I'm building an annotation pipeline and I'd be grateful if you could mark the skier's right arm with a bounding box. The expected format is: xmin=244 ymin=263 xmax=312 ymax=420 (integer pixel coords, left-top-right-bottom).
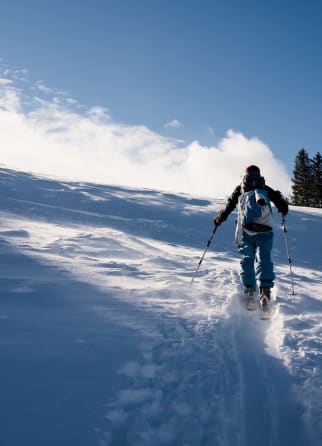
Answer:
xmin=214 ymin=185 xmax=241 ymax=225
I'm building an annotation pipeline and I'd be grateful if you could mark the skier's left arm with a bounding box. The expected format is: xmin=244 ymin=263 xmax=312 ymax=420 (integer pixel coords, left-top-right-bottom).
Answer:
xmin=266 ymin=186 xmax=289 ymax=216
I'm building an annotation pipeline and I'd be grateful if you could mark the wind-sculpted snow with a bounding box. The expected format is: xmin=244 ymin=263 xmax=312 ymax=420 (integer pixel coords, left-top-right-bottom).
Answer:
xmin=0 ymin=167 xmax=321 ymax=445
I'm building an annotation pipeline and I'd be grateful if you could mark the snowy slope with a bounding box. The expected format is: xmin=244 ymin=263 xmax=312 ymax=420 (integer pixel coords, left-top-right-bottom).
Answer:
xmin=0 ymin=167 xmax=322 ymax=446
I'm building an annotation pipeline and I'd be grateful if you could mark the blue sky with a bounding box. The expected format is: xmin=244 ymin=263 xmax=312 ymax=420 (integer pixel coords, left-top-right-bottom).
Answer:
xmin=0 ymin=0 xmax=322 ymax=196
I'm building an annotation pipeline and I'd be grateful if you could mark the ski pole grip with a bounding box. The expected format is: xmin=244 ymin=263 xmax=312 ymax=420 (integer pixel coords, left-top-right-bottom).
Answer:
xmin=281 ymin=216 xmax=287 ymax=232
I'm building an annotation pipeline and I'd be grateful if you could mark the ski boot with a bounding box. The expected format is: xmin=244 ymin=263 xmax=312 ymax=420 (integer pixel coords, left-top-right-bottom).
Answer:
xmin=259 ymin=287 xmax=271 ymax=311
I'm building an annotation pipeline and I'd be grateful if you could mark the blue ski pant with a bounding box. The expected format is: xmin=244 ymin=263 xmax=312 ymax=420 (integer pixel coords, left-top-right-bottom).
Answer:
xmin=238 ymin=231 xmax=275 ymax=290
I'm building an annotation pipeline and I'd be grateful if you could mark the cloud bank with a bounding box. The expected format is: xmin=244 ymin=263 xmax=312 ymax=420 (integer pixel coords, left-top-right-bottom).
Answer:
xmin=0 ymin=71 xmax=291 ymax=198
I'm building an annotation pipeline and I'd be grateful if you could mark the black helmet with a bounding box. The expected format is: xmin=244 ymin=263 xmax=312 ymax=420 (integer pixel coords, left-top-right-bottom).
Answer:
xmin=242 ymin=165 xmax=265 ymax=192
xmin=245 ymin=165 xmax=260 ymax=175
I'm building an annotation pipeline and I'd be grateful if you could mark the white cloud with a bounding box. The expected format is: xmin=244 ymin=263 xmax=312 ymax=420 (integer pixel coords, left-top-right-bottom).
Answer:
xmin=86 ymin=106 xmax=111 ymax=122
xmin=164 ymin=119 xmax=183 ymax=129
xmin=0 ymin=78 xmax=13 ymax=86
xmin=0 ymin=75 xmax=291 ymax=198
xmin=35 ymin=81 xmax=53 ymax=94
xmin=0 ymin=87 xmax=21 ymax=113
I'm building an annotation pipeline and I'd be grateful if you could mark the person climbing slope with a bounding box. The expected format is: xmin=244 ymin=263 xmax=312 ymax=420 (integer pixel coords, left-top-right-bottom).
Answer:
xmin=214 ymin=165 xmax=289 ymax=310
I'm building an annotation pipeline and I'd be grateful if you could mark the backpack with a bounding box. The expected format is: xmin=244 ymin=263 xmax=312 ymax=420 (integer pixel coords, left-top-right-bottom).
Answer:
xmin=235 ymin=189 xmax=273 ymax=245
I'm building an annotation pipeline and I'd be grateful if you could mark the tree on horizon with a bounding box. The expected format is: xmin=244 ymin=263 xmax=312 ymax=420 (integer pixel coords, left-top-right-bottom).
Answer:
xmin=292 ymin=148 xmax=313 ymax=206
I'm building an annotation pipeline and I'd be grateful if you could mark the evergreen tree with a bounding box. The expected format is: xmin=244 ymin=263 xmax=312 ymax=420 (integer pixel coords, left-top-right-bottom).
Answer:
xmin=311 ymin=152 xmax=322 ymax=207
xmin=292 ymin=148 xmax=312 ymax=206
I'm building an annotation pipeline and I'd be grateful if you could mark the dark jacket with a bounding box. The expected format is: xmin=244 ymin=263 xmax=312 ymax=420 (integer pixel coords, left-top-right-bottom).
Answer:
xmin=219 ymin=184 xmax=289 ymax=223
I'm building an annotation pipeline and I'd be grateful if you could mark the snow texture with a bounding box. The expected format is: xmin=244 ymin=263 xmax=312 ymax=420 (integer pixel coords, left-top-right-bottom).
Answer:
xmin=0 ymin=167 xmax=321 ymax=445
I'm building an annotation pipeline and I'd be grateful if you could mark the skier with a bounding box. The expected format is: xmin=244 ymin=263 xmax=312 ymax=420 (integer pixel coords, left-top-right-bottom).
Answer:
xmin=214 ymin=165 xmax=289 ymax=309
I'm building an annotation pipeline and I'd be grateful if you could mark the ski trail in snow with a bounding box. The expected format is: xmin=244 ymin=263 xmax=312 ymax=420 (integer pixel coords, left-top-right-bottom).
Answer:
xmin=99 ymin=265 xmax=308 ymax=446
xmin=229 ymin=300 xmax=279 ymax=446
xmin=227 ymin=290 xmax=308 ymax=446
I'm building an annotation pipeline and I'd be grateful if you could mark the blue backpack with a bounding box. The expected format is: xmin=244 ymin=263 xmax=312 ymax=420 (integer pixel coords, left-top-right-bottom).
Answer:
xmin=239 ymin=189 xmax=272 ymax=225
xmin=235 ymin=189 xmax=273 ymax=244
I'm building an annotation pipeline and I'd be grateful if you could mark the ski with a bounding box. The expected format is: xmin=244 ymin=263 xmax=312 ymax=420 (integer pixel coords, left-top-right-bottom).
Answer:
xmin=259 ymin=307 xmax=271 ymax=320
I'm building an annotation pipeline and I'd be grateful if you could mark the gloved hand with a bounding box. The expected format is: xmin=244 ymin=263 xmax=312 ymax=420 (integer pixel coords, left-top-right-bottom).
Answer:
xmin=279 ymin=204 xmax=288 ymax=217
xmin=214 ymin=212 xmax=224 ymax=226
xmin=276 ymin=191 xmax=288 ymax=216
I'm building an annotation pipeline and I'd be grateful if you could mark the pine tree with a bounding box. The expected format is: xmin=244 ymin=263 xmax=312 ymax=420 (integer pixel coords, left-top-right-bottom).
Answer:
xmin=311 ymin=152 xmax=322 ymax=207
xmin=292 ymin=148 xmax=313 ymax=206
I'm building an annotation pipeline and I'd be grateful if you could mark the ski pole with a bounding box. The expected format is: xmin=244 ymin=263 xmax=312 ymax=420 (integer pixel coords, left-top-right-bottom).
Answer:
xmin=189 ymin=224 xmax=218 ymax=287
xmin=281 ymin=216 xmax=296 ymax=295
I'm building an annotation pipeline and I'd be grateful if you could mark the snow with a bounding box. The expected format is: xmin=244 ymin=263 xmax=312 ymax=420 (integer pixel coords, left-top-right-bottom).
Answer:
xmin=0 ymin=166 xmax=322 ymax=446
